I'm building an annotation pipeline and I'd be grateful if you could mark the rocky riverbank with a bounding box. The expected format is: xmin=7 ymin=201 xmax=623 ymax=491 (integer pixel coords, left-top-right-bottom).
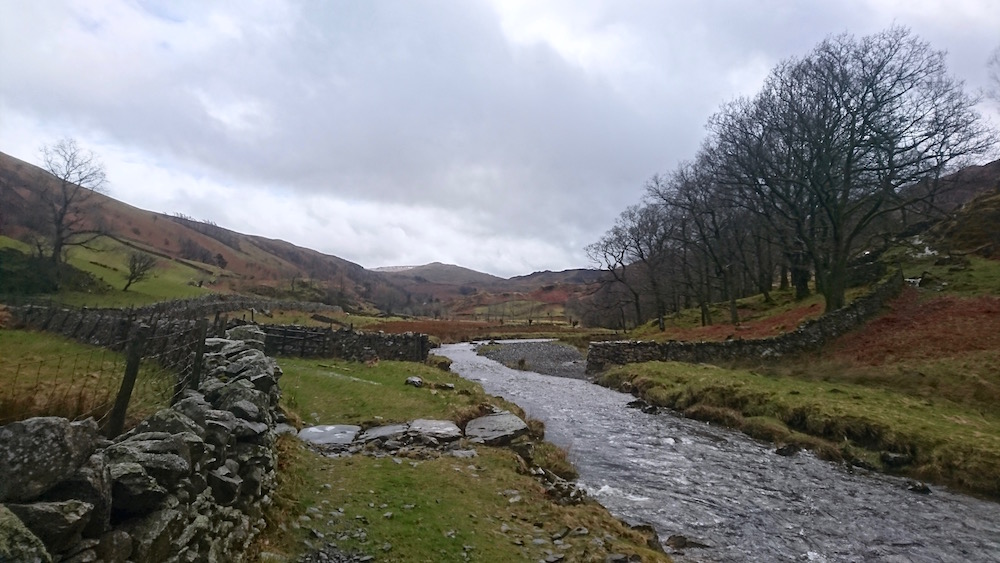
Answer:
xmin=476 ymin=340 xmax=588 ymax=380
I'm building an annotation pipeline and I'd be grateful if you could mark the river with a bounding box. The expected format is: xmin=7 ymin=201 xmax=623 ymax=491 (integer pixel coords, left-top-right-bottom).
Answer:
xmin=439 ymin=342 xmax=1000 ymax=563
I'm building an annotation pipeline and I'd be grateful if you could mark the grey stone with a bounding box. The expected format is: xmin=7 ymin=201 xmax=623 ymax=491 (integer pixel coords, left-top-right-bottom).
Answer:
xmin=95 ymin=529 xmax=131 ymax=563
xmin=216 ymin=381 xmax=271 ymax=424
xmin=207 ymin=467 xmax=243 ymax=505
xmin=105 ymin=435 xmax=191 ymax=490
xmin=274 ymin=423 xmax=299 ymax=436
xmin=298 ymin=425 xmax=362 ymax=446
xmin=39 ymin=453 xmax=111 ymax=538
xmin=225 ymin=325 xmax=266 ymax=344
xmin=464 ymin=411 xmax=529 ymax=446
xmin=409 ymin=419 xmax=462 ymax=442
xmin=131 ymin=409 xmax=205 ymax=439
xmin=172 ymin=394 xmax=213 ymax=428
xmin=6 ymin=500 xmax=93 ymax=554
xmin=123 ymin=508 xmax=184 ymax=563
xmin=108 ymin=462 xmax=168 ymax=516
xmin=357 ymin=424 xmax=410 ymax=444
xmin=404 ymin=376 xmax=423 ymax=387
xmin=0 ymin=504 xmax=52 ymax=563
xmin=0 ymin=417 xmax=99 ymax=502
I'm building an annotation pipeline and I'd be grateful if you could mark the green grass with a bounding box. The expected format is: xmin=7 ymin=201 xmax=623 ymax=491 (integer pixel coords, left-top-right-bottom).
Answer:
xmin=60 ymin=238 xmax=215 ymax=306
xmin=252 ymin=357 xmax=670 ymax=562
xmin=599 ymin=361 xmax=1000 ymax=499
xmin=279 ymin=358 xmax=499 ymax=427
xmin=887 ymin=245 xmax=1000 ymax=296
xmin=0 ymin=328 xmax=174 ymax=428
xmin=1 ymin=234 xmax=218 ymax=307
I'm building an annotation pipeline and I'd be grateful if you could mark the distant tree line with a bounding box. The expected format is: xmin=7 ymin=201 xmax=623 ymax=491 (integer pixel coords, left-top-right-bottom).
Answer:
xmin=583 ymin=27 xmax=995 ymax=330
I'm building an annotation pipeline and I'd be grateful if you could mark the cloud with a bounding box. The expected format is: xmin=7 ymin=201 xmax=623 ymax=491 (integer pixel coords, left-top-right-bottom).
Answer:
xmin=2 ymin=1 xmax=998 ymax=277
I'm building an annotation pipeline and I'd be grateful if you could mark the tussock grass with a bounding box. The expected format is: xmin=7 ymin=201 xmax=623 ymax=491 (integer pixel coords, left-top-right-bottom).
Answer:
xmin=601 ymin=361 xmax=1000 ymax=499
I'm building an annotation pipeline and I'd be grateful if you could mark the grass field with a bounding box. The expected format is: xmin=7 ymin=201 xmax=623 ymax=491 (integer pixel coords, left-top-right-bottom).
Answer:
xmin=252 ymin=357 xmax=669 ymax=562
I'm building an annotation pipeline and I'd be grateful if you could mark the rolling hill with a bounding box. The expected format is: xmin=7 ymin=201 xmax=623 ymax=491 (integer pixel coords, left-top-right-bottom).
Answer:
xmin=0 ymin=150 xmax=603 ymax=317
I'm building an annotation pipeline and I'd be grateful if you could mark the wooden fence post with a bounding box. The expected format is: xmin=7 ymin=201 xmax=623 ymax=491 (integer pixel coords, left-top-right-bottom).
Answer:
xmin=105 ymin=323 xmax=149 ymax=438
xmin=188 ymin=318 xmax=209 ymax=393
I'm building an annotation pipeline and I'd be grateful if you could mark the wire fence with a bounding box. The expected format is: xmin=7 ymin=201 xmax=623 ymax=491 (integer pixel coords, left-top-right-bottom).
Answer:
xmin=0 ymin=318 xmax=208 ymax=436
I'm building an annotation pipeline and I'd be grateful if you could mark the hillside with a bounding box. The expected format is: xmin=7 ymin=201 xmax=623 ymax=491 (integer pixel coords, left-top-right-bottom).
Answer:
xmin=0 ymin=150 xmax=602 ymax=316
xmin=0 ymin=150 xmax=380 ymax=308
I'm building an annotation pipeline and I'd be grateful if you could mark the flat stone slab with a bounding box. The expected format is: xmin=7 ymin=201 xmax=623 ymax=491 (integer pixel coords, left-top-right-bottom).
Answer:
xmin=356 ymin=424 xmax=410 ymax=444
xmin=464 ymin=411 xmax=529 ymax=446
xmin=298 ymin=425 xmax=362 ymax=446
xmin=408 ymin=419 xmax=462 ymax=442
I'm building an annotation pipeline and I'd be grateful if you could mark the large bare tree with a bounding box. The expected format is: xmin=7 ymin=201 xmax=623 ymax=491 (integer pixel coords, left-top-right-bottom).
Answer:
xmin=38 ymin=138 xmax=107 ymax=273
xmin=711 ymin=27 xmax=993 ymax=312
xmin=122 ymin=251 xmax=158 ymax=291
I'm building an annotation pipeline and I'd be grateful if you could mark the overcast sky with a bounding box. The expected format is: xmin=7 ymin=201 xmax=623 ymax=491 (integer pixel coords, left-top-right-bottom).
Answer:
xmin=2 ymin=1 xmax=998 ymax=277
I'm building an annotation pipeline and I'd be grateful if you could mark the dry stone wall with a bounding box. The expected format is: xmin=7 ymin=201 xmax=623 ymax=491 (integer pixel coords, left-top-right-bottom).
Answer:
xmin=0 ymin=326 xmax=290 ymax=563
xmin=260 ymin=325 xmax=431 ymax=363
xmin=586 ymin=270 xmax=905 ymax=373
xmin=8 ymin=301 xmax=430 ymax=366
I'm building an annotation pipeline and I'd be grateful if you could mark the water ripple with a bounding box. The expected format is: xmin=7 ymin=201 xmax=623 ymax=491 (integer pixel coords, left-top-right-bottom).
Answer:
xmin=440 ymin=342 xmax=1000 ymax=563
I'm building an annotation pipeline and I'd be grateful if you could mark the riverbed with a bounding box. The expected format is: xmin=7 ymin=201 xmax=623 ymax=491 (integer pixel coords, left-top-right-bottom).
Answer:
xmin=439 ymin=341 xmax=1000 ymax=562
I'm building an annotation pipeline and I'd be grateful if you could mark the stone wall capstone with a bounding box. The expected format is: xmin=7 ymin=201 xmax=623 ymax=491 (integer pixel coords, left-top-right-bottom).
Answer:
xmin=586 ymin=270 xmax=905 ymax=373
xmin=0 ymin=326 xmax=291 ymax=563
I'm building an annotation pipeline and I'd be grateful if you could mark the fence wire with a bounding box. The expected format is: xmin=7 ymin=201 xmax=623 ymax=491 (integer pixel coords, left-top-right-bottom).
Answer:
xmin=0 ymin=321 xmax=203 ymax=430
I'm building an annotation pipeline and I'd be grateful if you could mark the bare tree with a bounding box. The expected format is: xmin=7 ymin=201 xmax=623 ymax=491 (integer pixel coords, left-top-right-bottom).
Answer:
xmin=711 ymin=27 xmax=993 ymax=312
xmin=38 ymin=139 xmax=107 ymax=272
xmin=989 ymin=45 xmax=1000 ymax=104
xmin=123 ymin=251 xmax=158 ymax=291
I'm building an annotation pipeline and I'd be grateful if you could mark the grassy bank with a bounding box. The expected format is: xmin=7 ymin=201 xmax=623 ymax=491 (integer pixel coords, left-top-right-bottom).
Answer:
xmin=598 ymin=361 xmax=1000 ymax=499
xmin=253 ymin=357 xmax=669 ymax=562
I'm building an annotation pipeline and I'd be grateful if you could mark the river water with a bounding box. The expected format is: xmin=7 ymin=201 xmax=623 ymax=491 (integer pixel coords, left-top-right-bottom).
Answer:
xmin=439 ymin=342 xmax=1000 ymax=563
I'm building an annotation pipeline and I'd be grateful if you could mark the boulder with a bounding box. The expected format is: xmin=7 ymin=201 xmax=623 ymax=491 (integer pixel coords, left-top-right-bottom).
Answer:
xmin=39 ymin=454 xmax=112 ymax=538
xmin=408 ymin=419 xmax=462 ymax=442
xmin=0 ymin=417 xmax=99 ymax=502
xmin=404 ymin=376 xmax=424 ymax=388
xmin=5 ymin=500 xmax=93 ymax=555
xmin=464 ymin=412 xmax=529 ymax=446
xmin=0 ymin=504 xmax=52 ymax=563
xmin=298 ymin=425 xmax=362 ymax=446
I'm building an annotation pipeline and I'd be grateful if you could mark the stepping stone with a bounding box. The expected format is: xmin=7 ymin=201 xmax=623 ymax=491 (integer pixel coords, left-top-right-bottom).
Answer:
xmin=357 ymin=423 xmax=410 ymax=443
xmin=465 ymin=411 xmax=529 ymax=445
xmin=409 ymin=419 xmax=462 ymax=442
xmin=298 ymin=425 xmax=361 ymax=446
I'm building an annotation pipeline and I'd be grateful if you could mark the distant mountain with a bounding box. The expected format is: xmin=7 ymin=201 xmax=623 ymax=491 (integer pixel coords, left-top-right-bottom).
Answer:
xmin=378 ymin=262 xmax=506 ymax=286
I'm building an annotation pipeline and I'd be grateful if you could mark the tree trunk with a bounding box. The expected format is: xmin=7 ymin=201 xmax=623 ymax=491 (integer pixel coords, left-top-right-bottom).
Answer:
xmin=821 ymin=257 xmax=848 ymax=312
